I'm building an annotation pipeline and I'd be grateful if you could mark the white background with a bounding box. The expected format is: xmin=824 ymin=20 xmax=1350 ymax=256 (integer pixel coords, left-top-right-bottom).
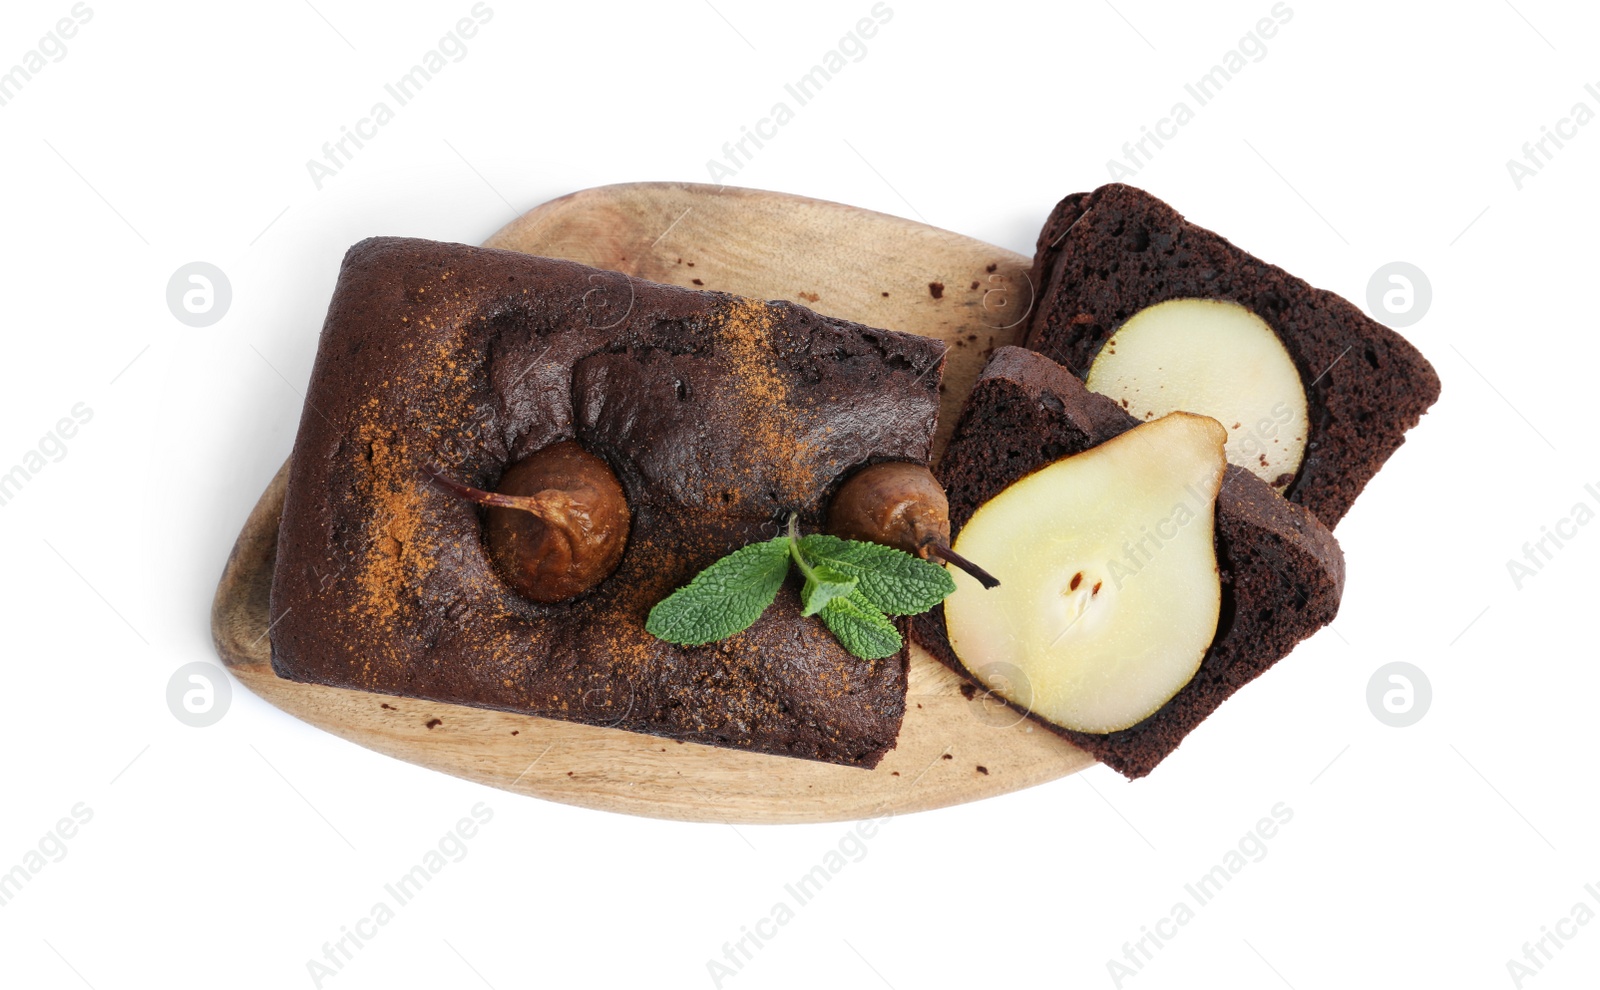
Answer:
xmin=1 ymin=0 xmax=1595 ymax=987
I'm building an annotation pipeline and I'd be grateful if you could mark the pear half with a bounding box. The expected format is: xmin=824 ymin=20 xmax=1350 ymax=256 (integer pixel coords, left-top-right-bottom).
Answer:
xmin=1085 ymin=298 xmax=1308 ymax=491
xmin=944 ymin=413 xmax=1227 ymax=734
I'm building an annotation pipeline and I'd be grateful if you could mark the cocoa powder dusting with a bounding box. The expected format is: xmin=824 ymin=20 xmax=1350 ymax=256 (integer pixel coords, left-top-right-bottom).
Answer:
xmin=352 ymin=409 xmax=433 ymax=626
xmin=714 ymin=298 xmax=819 ymax=505
xmin=348 ymin=317 xmax=481 ymax=636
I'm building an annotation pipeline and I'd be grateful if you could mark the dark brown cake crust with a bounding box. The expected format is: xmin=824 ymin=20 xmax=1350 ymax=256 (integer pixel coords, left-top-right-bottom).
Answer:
xmin=1024 ymin=183 xmax=1440 ymax=526
xmin=269 ymin=237 xmax=949 ymax=769
xmin=912 ymin=347 xmax=1345 ymax=777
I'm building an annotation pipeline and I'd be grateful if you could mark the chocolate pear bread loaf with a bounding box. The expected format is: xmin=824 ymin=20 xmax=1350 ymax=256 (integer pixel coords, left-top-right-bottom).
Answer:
xmin=269 ymin=237 xmax=948 ymax=769
xmin=911 ymin=347 xmax=1344 ymax=777
xmin=1025 ymin=183 xmax=1440 ymax=526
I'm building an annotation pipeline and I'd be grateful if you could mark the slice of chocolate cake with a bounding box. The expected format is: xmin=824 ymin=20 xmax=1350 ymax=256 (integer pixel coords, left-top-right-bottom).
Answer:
xmin=269 ymin=237 xmax=948 ymax=769
xmin=911 ymin=347 xmax=1344 ymax=777
xmin=1025 ymin=183 xmax=1440 ymax=526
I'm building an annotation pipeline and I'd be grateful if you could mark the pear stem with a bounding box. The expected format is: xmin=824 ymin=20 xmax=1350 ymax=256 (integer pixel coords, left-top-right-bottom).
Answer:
xmin=421 ymin=466 xmax=571 ymax=518
xmin=927 ymin=541 xmax=1001 ymax=589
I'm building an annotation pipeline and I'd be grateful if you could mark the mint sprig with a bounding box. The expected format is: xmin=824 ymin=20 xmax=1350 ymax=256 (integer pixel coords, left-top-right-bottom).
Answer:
xmin=645 ymin=515 xmax=956 ymax=659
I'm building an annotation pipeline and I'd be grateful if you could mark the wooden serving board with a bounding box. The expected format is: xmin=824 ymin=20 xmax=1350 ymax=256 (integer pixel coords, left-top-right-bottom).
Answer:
xmin=212 ymin=182 xmax=1095 ymax=824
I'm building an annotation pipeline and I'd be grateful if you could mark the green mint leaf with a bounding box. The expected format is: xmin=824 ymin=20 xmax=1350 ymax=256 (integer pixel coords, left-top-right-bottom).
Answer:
xmin=796 ymin=534 xmax=957 ymax=615
xmin=799 ymin=564 xmax=857 ymax=617
xmin=646 ymin=536 xmax=791 ymax=646
xmin=819 ymin=591 xmax=903 ymax=660
xmin=787 ymin=519 xmax=858 ymax=617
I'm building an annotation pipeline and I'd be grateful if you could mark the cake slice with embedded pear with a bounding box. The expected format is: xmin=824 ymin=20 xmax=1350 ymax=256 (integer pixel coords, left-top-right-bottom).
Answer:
xmin=1025 ymin=183 xmax=1440 ymax=526
xmin=913 ymin=347 xmax=1345 ymax=778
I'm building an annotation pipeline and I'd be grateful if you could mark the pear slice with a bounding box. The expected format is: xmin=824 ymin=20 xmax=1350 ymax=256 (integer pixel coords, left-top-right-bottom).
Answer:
xmin=1084 ymin=298 xmax=1308 ymax=491
xmin=944 ymin=413 xmax=1227 ymax=734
